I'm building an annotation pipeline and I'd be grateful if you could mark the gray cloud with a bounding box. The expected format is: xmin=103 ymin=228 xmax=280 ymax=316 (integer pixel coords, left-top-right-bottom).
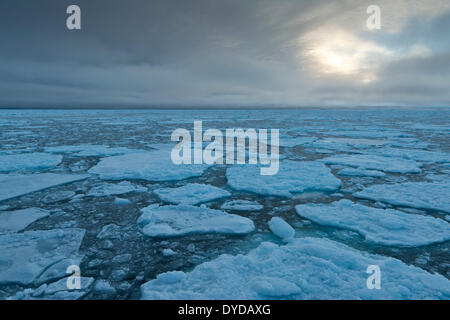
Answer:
xmin=0 ymin=0 xmax=449 ymax=107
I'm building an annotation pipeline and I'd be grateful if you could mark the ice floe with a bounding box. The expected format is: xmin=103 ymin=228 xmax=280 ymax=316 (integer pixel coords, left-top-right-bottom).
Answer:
xmin=87 ymin=181 xmax=147 ymax=197
xmin=337 ymin=168 xmax=386 ymax=177
xmin=0 ymin=153 xmax=62 ymax=172
xmin=268 ymin=217 xmax=294 ymax=242
xmin=0 ymin=173 xmax=89 ymax=202
xmin=153 ymin=183 xmax=230 ymax=205
xmin=141 ymin=237 xmax=450 ymax=299
xmin=354 ymin=181 xmax=450 ymax=213
xmin=226 ymin=161 xmax=341 ymax=197
xmin=137 ymin=204 xmax=255 ymax=237
xmin=295 ymin=200 xmax=450 ymax=246
xmin=45 ymin=144 xmax=140 ymax=157
xmin=0 ymin=228 xmax=85 ymax=285
xmin=0 ymin=208 xmax=49 ymax=233
xmin=220 ymin=200 xmax=263 ymax=211
xmin=89 ymin=150 xmax=211 ymax=181
xmin=321 ymin=154 xmax=422 ymax=173
xmin=368 ymin=147 xmax=450 ymax=163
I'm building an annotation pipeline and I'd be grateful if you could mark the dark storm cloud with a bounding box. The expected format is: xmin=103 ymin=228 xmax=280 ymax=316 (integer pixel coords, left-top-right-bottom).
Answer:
xmin=0 ymin=0 xmax=449 ymax=107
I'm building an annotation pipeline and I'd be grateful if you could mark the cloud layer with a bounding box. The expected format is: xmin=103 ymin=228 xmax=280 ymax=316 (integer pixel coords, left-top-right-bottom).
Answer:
xmin=1 ymin=0 xmax=449 ymax=107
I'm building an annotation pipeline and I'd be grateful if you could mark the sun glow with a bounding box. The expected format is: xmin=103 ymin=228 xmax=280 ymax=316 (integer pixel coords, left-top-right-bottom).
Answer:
xmin=298 ymin=28 xmax=393 ymax=82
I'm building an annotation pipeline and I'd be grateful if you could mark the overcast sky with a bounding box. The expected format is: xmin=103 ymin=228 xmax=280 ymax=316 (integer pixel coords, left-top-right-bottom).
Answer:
xmin=1 ymin=0 xmax=450 ymax=108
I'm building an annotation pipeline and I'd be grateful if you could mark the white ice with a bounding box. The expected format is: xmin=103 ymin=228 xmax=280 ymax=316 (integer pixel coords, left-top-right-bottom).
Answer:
xmin=268 ymin=217 xmax=295 ymax=242
xmin=0 ymin=153 xmax=62 ymax=172
xmin=321 ymin=154 xmax=422 ymax=173
xmin=0 ymin=173 xmax=89 ymax=202
xmin=137 ymin=204 xmax=255 ymax=237
xmin=226 ymin=161 xmax=341 ymax=197
xmin=337 ymin=168 xmax=386 ymax=177
xmin=295 ymin=200 xmax=450 ymax=246
xmin=0 ymin=208 xmax=49 ymax=233
xmin=354 ymin=181 xmax=450 ymax=213
xmin=153 ymin=183 xmax=230 ymax=205
xmin=141 ymin=237 xmax=450 ymax=299
xmin=220 ymin=200 xmax=263 ymax=211
xmin=89 ymin=150 xmax=211 ymax=181
xmin=87 ymin=181 xmax=147 ymax=197
xmin=0 ymin=228 xmax=85 ymax=285
xmin=45 ymin=144 xmax=141 ymax=157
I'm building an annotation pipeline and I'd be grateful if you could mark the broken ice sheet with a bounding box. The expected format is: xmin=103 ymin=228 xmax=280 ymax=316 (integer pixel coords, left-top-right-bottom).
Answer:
xmin=0 ymin=208 xmax=49 ymax=234
xmin=141 ymin=237 xmax=450 ymax=299
xmin=137 ymin=204 xmax=255 ymax=237
xmin=0 ymin=228 xmax=85 ymax=285
xmin=295 ymin=200 xmax=450 ymax=247
xmin=0 ymin=173 xmax=89 ymax=202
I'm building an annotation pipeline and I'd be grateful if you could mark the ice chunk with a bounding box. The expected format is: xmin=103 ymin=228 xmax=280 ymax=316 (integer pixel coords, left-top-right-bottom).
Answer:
xmin=354 ymin=181 xmax=450 ymax=213
xmin=45 ymin=144 xmax=140 ymax=157
xmin=89 ymin=150 xmax=211 ymax=181
xmin=0 ymin=228 xmax=85 ymax=285
xmin=137 ymin=204 xmax=255 ymax=237
xmin=268 ymin=217 xmax=294 ymax=242
xmin=221 ymin=200 xmax=263 ymax=211
xmin=0 ymin=173 xmax=89 ymax=202
xmin=162 ymin=249 xmax=176 ymax=257
xmin=87 ymin=181 xmax=147 ymax=197
xmin=321 ymin=154 xmax=421 ymax=173
xmin=295 ymin=200 xmax=450 ymax=246
xmin=141 ymin=237 xmax=450 ymax=299
xmin=226 ymin=161 xmax=341 ymax=197
xmin=154 ymin=183 xmax=230 ymax=205
xmin=368 ymin=147 xmax=450 ymax=163
xmin=0 ymin=208 xmax=49 ymax=233
xmin=337 ymin=168 xmax=386 ymax=177
xmin=0 ymin=153 xmax=62 ymax=172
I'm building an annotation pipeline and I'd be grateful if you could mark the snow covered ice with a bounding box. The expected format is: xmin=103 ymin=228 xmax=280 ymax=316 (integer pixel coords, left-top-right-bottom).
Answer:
xmin=227 ymin=161 xmax=341 ymax=197
xmin=0 ymin=173 xmax=89 ymax=202
xmin=153 ymin=183 xmax=231 ymax=205
xmin=0 ymin=153 xmax=62 ymax=172
xmin=354 ymin=181 xmax=450 ymax=213
xmin=0 ymin=208 xmax=49 ymax=233
xmin=321 ymin=154 xmax=422 ymax=174
xmin=295 ymin=200 xmax=450 ymax=247
xmin=140 ymin=237 xmax=450 ymax=299
xmin=89 ymin=150 xmax=211 ymax=181
xmin=0 ymin=228 xmax=85 ymax=285
xmin=137 ymin=204 xmax=255 ymax=237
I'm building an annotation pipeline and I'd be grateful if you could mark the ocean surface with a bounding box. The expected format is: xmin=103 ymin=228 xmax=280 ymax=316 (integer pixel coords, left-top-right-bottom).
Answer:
xmin=0 ymin=108 xmax=449 ymax=299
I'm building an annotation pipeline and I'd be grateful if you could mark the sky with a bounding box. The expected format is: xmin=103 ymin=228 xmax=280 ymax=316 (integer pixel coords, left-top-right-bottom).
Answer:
xmin=1 ymin=0 xmax=450 ymax=108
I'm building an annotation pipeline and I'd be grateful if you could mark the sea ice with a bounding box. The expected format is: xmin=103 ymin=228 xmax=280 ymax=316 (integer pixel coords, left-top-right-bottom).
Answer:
xmin=0 ymin=208 xmax=49 ymax=233
xmin=337 ymin=168 xmax=386 ymax=177
xmin=89 ymin=150 xmax=211 ymax=181
xmin=0 ymin=173 xmax=89 ymax=202
xmin=0 ymin=228 xmax=85 ymax=285
xmin=137 ymin=204 xmax=255 ymax=237
xmin=226 ymin=161 xmax=341 ymax=197
xmin=220 ymin=200 xmax=263 ymax=211
xmin=354 ymin=181 xmax=450 ymax=213
xmin=141 ymin=237 xmax=450 ymax=299
xmin=0 ymin=153 xmax=62 ymax=172
xmin=87 ymin=181 xmax=147 ymax=197
xmin=154 ymin=183 xmax=231 ymax=205
xmin=295 ymin=200 xmax=450 ymax=246
xmin=321 ymin=154 xmax=422 ymax=173
xmin=45 ymin=144 xmax=140 ymax=157
xmin=268 ymin=217 xmax=295 ymax=242
xmin=365 ymin=147 xmax=450 ymax=163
